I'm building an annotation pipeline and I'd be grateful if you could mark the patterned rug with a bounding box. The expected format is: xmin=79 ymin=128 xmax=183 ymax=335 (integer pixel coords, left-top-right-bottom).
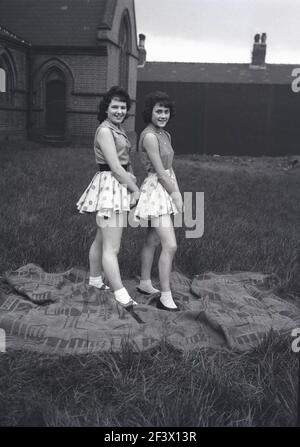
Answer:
xmin=0 ymin=264 xmax=299 ymax=355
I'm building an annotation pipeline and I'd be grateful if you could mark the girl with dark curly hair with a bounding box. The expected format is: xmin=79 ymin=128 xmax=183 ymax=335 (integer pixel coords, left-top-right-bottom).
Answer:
xmin=77 ymin=86 xmax=140 ymax=307
xmin=135 ymin=91 xmax=183 ymax=311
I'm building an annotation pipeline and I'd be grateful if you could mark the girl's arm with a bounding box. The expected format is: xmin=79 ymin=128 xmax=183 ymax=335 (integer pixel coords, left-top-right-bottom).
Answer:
xmin=173 ymin=173 xmax=180 ymax=193
xmin=165 ymin=131 xmax=180 ymax=192
xmin=97 ymin=127 xmax=139 ymax=193
xmin=128 ymin=159 xmax=137 ymax=182
xmin=143 ymin=133 xmax=177 ymax=196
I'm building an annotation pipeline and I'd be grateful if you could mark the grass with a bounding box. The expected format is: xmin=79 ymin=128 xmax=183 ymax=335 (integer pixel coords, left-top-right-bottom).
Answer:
xmin=0 ymin=141 xmax=299 ymax=426
xmin=0 ymin=334 xmax=298 ymax=427
xmin=1 ymin=143 xmax=299 ymax=294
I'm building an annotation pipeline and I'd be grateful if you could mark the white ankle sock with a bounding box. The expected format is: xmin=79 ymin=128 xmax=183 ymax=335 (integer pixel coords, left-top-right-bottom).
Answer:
xmin=139 ymin=279 xmax=160 ymax=294
xmin=114 ymin=287 xmax=137 ymax=306
xmin=160 ymin=290 xmax=177 ymax=309
xmin=89 ymin=275 xmax=104 ymax=287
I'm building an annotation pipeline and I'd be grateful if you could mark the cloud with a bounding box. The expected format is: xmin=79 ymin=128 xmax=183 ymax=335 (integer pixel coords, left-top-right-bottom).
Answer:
xmin=144 ymin=36 xmax=251 ymax=63
xmin=135 ymin=0 xmax=300 ymax=63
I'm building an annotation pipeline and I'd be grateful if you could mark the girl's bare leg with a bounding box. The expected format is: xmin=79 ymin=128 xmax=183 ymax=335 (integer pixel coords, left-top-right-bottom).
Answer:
xmin=99 ymin=212 xmax=137 ymax=305
xmin=152 ymin=214 xmax=177 ymax=292
xmin=152 ymin=214 xmax=178 ymax=309
xmin=89 ymin=227 xmax=104 ymax=277
xmin=138 ymin=227 xmax=161 ymax=294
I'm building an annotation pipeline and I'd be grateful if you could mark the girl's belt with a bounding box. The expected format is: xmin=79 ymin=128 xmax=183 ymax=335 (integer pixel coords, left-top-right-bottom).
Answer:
xmin=98 ymin=163 xmax=129 ymax=172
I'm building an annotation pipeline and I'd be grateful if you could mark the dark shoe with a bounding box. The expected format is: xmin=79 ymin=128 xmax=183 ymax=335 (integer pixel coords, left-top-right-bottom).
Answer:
xmin=156 ymin=299 xmax=179 ymax=312
xmin=115 ymin=297 xmax=138 ymax=308
xmin=89 ymin=283 xmax=110 ymax=291
xmin=98 ymin=284 xmax=110 ymax=291
xmin=136 ymin=286 xmax=152 ymax=295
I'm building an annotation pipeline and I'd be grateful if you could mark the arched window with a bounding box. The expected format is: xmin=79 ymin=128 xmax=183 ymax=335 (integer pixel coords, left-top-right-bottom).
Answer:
xmin=119 ymin=13 xmax=131 ymax=90
xmin=0 ymin=68 xmax=6 ymax=92
xmin=0 ymin=51 xmax=16 ymax=103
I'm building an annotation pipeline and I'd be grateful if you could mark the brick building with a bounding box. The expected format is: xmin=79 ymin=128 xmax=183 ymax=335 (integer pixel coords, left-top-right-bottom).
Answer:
xmin=0 ymin=0 xmax=139 ymax=143
xmin=137 ymin=35 xmax=300 ymax=156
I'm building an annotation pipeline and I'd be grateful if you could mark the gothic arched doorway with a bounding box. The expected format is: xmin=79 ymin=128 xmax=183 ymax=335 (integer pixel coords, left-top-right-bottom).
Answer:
xmin=45 ymin=72 xmax=66 ymax=136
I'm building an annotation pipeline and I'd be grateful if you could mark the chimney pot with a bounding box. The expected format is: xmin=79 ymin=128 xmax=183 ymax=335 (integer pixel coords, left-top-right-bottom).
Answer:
xmin=261 ymin=33 xmax=267 ymax=44
xmin=254 ymin=33 xmax=260 ymax=43
xmin=139 ymin=33 xmax=146 ymax=48
xmin=251 ymin=32 xmax=267 ymax=68
xmin=138 ymin=33 xmax=147 ymax=67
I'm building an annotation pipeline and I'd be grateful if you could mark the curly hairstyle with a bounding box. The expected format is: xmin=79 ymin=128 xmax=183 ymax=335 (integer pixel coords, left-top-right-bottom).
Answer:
xmin=142 ymin=91 xmax=175 ymax=124
xmin=97 ymin=86 xmax=131 ymax=123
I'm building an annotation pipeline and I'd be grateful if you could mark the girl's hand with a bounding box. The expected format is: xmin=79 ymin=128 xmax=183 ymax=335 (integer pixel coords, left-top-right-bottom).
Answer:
xmin=128 ymin=173 xmax=137 ymax=183
xmin=130 ymin=190 xmax=140 ymax=209
xmin=172 ymin=191 xmax=183 ymax=213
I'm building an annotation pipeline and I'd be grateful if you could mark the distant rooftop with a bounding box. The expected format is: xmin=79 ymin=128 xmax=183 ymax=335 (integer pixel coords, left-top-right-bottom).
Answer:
xmin=138 ymin=61 xmax=298 ymax=85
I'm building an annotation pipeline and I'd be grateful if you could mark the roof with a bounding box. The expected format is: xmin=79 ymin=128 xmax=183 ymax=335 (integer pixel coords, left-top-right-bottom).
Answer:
xmin=0 ymin=0 xmax=117 ymax=47
xmin=0 ymin=24 xmax=30 ymax=46
xmin=138 ymin=61 xmax=298 ymax=85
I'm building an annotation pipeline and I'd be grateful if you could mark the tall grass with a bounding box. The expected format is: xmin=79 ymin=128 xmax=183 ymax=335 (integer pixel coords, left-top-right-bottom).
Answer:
xmin=0 ymin=142 xmax=299 ymax=427
xmin=0 ymin=334 xmax=298 ymax=427
xmin=0 ymin=142 xmax=299 ymax=296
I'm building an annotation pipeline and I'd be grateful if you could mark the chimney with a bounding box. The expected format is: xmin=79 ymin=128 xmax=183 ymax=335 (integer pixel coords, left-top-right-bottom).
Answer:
xmin=138 ymin=33 xmax=147 ymax=67
xmin=250 ymin=33 xmax=267 ymax=68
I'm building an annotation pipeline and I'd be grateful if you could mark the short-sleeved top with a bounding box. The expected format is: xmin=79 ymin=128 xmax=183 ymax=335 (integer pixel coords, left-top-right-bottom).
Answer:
xmin=138 ymin=124 xmax=174 ymax=173
xmin=94 ymin=119 xmax=131 ymax=165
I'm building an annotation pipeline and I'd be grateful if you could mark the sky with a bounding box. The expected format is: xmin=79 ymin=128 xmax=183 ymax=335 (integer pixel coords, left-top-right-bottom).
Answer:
xmin=135 ymin=0 xmax=300 ymax=64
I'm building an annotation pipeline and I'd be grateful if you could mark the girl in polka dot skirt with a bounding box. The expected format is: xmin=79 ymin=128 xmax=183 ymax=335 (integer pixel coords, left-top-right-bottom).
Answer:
xmin=77 ymin=86 xmax=140 ymax=307
xmin=135 ymin=91 xmax=183 ymax=311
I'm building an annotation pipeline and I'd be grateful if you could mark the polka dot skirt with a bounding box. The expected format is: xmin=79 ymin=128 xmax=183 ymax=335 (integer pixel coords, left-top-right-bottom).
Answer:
xmin=134 ymin=169 xmax=179 ymax=221
xmin=77 ymin=171 xmax=131 ymax=218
